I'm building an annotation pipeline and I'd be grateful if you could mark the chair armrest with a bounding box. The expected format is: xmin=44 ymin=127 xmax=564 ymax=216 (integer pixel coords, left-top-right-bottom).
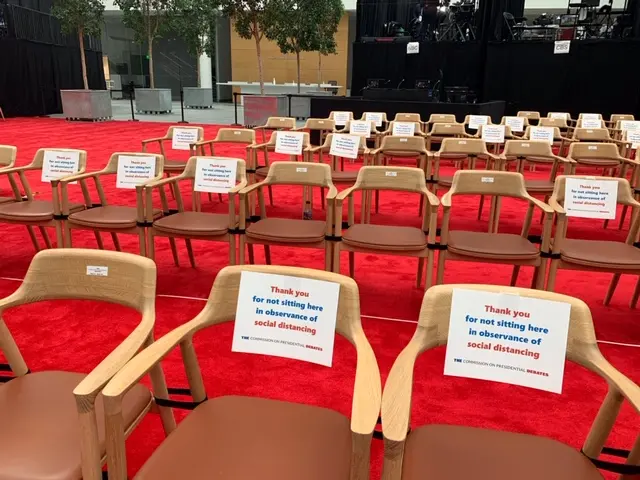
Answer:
xmin=251 ymin=141 xmax=272 ymax=150
xmin=144 ymin=173 xmax=188 ymax=189
xmin=194 ymin=139 xmax=215 ymax=147
xmin=548 ymin=196 xmax=565 ymax=215
xmin=525 ymin=194 xmax=554 ymax=215
xmin=350 ymin=334 xmax=382 ymax=438
xmin=229 ymin=179 xmax=249 ymax=194
xmin=441 ymin=190 xmax=453 ymax=208
xmin=0 ymin=164 xmax=39 ymax=176
xmin=306 ymin=145 xmax=327 ymax=154
xmin=622 ymin=157 xmax=640 ymax=167
xmin=57 ymin=170 xmax=102 ymax=185
xmin=369 ymin=147 xmax=382 ymax=156
xmin=141 ymin=137 xmax=168 ymax=145
xmin=239 ymin=180 xmax=268 ymax=197
xmin=335 ymin=185 xmax=359 ymax=202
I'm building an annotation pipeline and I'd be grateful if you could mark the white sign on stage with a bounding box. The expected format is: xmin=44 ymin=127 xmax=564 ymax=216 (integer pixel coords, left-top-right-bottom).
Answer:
xmin=564 ymin=177 xmax=618 ymax=220
xmin=392 ymin=122 xmax=416 ymax=136
xmin=329 ymin=134 xmax=360 ymax=159
xmin=553 ymin=40 xmax=571 ymax=55
xmin=275 ymin=131 xmax=304 ymax=155
xmin=620 ymin=120 xmax=640 ymax=132
xmin=365 ymin=112 xmax=384 ymax=127
xmin=171 ymin=128 xmax=200 ymax=150
xmin=581 ymin=118 xmax=603 ymax=129
xmin=194 ymin=157 xmax=238 ymax=193
xmin=332 ymin=111 xmax=351 ymax=126
xmin=481 ymin=125 xmax=506 ymax=143
xmin=232 ymin=271 xmax=340 ymax=366
xmin=549 ymin=112 xmax=569 ymax=120
xmin=349 ymin=120 xmax=372 ymax=138
xmin=41 ymin=150 xmax=80 ymax=182
xmin=407 ymin=42 xmax=420 ymax=54
xmin=504 ymin=116 xmax=525 ymax=132
xmin=468 ymin=115 xmax=489 ymax=130
xmin=116 ymin=155 xmax=156 ymax=189
xmin=626 ymin=131 xmax=640 ymax=149
xmin=530 ymin=126 xmax=555 ymax=145
xmin=444 ymin=288 xmax=571 ymax=393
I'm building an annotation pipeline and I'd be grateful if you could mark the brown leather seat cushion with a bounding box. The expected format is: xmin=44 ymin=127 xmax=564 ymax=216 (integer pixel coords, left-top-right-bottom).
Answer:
xmin=438 ymin=175 xmax=453 ymax=187
xmin=574 ymin=158 xmax=619 ymax=167
xmin=448 ymin=231 xmax=539 ymax=260
xmin=383 ymin=150 xmax=421 ymax=158
xmin=164 ymin=160 xmax=188 ymax=172
xmin=0 ymin=371 xmax=151 ymax=480
xmin=0 ymin=196 xmax=14 ymax=204
xmin=560 ymin=239 xmax=640 ymax=269
xmin=0 ymin=200 xmax=84 ymax=222
xmin=525 ymin=179 xmax=555 ymax=192
xmin=246 ymin=218 xmax=326 ymax=243
xmin=255 ymin=166 xmax=269 ymax=177
xmin=343 ymin=224 xmax=427 ymax=251
xmin=401 ymin=424 xmax=602 ymax=480
xmin=135 ymin=396 xmax=351 ymax=480
xmin=331 ymin=170 xmax=359 ymax=182
xmin=68 ymin=206 xmax=162 ymax=229
xmin=153 ymin=211 xmax=230 ymax=236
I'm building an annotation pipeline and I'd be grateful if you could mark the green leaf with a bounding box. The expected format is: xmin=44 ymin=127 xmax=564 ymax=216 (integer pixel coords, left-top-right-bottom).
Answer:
xmin=51 ymin=0 xmax=105 ymax=36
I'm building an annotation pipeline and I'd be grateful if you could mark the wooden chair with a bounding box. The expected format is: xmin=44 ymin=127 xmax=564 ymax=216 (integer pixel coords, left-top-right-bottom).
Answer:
xmin=329 ymin=110 xmax=354 ymax=127
xmin=307 ymin=133 xmax=372 ymax=187
xmin=547 ymin=175 xmax=640 ymax=308
xmin=0 ymin=248 xmax=164 ymax=480
xmin=383 ymin=121 xmax=426 ymax=138
xmin=501 ymin=115 xmax=529 ymax=134
xmin=238 ymin=162 xmax=337 ymax=271
xmin=381 ymin=283 xmax=640 ymax=480
xmin=193 ymin=127 xmax=256 ymax=165
xmin=0 ymin=148 xmax=87 ymax=250
xmin=0 ymin=145 xmax=17 ymax=205
xmin=566 ymin=142 xmax=638 ymax=178
xmin=294 ymin=118 xmax=337 ymax=156
xmin=63 ymin=153 xmax=164 ymax=256
xmin=437 ymin=170 xmax=553 ymax=289
xmin=424 ymin=114 xmax=458 ymax=133
xmin=425 ymin=124 xmax=471 ymax=160
xmin=334 ymin=166 xmax=440 ymax=288
xmin=572 ymin=127 xmax=614 ymax=142
xmin=475 ymin=124 xmax=517 ymax=154
xmin=141 ymin=126 xmax=204 ymax=175
xmin=463 ymin=114 xmax=493 ymax=133
xmin=338 ymin=119 xmax=383 ymax=148
xmin=253 ymin=116 xmax=296 ymax=143
xmin=394 ymin=112 xmax=422 ymax=125
xmin=517 ymin=110 xmax=540 ymax=124
xmin=539 ymin=117 xmax=569 ymax=130
xmin=524 ymin=124 xmax=572 ymax=155
xmin=144 ymin=157 xmax=247 ymax=267
xmin=102 ymin=264 xmax=381 ymax=480
xmin=359 ymin=111 xmax=389 ymax=130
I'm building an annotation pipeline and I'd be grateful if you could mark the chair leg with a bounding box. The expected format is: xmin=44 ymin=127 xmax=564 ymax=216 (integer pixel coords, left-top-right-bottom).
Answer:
xmin=229 ymin=235 xmax=236 ymax=265
xmin=348 ymin=251 xmax=355 ymax=278
xmin=39 ymin=226 xmax=52 ymax=249
xmin=618 ymin=205 xmax=628 ymax=230
xmin=169 ymin=238 xmax=179 ymax=266
xmin=64 ymin=223 xmax=72 ymax=247
xmin=418 ymin=195 xmax=424 ymax=217
xmin=238 ymin=236 xmax=246 ymax=265
xmin=138 ymin=227 xmax=147 ymax=257
xmin=375 ymin=190 xmax=379 ymax=214
xmin=425 ymin=251 xmax=434 ymax=289
xmin=55 ymin=221 xmax=64 ymax=248
xmin=94 ymin=232 xmax=105 ymax=250
xmin=604 ymin=273 xmax=621 ymax=306
xmin=546 ymin=261 xmax=559 ymax=291
xmin=332 ymin=242 xmax=341 ymax=273
xmin=510 ymin=266 xmax=520 ymax=286
xmin=111 ymin=233 xmax=122 ymax=251
xmin=26 ymin=226 xmax=40 ymax=251
xmin=268 ymin=186 xmax=274 ymax=207
xmin=416 ymin=257 xmax=424 ymax=289
xmin=247 ymin=244 xmax=255 ymax=264
xmin=324 ymin=243 xmax=332 ymax=272
xmin=218 ymin=193 xmax=223 ymax=202
xmin=148 ymin=232 xmax=156 ymax=261
xmin=264 ymin=245 xmax=271 ymax=265
xmin=630 ymin=276 xmax=640 ymax=309
xmin=477 ymin=195 xmax=485 ymax=220
xmin=185 ymin=239 xmax=196 ymax=268
xmin=320 ymin=187 xmax=325 ymax=210
xmin=436 ymin=253 xmax=446 ymax=285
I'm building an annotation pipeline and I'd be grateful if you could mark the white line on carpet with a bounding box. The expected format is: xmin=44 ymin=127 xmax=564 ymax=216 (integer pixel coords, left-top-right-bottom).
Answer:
xmin=1 ymin=276 xmax=639 ymax=348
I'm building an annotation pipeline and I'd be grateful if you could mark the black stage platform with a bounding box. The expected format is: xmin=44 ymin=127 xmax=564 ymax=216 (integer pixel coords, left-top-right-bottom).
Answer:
xmin=310 ymin=97 xmax=505 ymax=123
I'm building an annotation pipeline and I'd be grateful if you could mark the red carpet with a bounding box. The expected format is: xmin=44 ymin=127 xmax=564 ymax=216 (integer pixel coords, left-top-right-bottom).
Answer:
xmin=0 ymin=118 xmax=638 ymax=479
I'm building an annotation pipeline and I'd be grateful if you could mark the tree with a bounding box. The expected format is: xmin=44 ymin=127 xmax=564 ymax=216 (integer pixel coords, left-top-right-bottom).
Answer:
xmin=264 ymin=0 xmax=343 ymax=92
xmin=170 ymin=0 xmax=219 ymax=87
xmin=221 ymin=0 xmax=273 ymax=95
xmin=115 ymin=0 xmax=182 ymax=88
xmin=51 ymin=0 xmax=105 ymax=90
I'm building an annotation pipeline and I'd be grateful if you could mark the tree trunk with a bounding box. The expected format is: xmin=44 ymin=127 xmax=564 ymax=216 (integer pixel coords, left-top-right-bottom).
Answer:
xmin=196 ymin=50 xmax=201 ymax=88
xmin=317 ymin=52 xmax=322 ymax=86
xmin=148 ymin=36 xmax=155 ymax=89
xmin=78 ymin=28 xmax=89 ymax=90
xmin=296 ymin=50 xmax=301 ymax=94
xmin=255 ymin=34 xmax=264 ymax=94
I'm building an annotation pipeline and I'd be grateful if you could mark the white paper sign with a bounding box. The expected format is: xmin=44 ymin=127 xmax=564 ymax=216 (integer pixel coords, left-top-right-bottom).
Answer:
xmin=332 ymin=111 xmax=351 ymax=126
xmin=194 ymin=157 xmax=238 ymax=193
xmin=468 ymin=115 xmax=489 ymax=130
xmin=530 ymin=126 xmax=555 ymax=145
xmin=171 ymin=128 xmax=199 ymax=150
xmin=392 ymin=122 xmax=416 ymax=136
xmin=349 ymin=120 xmax=371 ymax=138
xmin=86 ymin=266 xmax=108 ymax=277
xmin=564 ymin=177 xmax=618 ymax=220
xmin=329 ymin=134 xmax=360 ymax=159
xmin=581 ymin=113 xmax=600 ymax=121
xmin=549 ymin=112 xmax=569 ymax=120
xmin=581 ymin=118 xmax=603 ymax=129
xmin=275 ymin=131 xmax=304 ymax=155
xmin=620 ymin=120 xmax=640 ymax=132
xmin=626 ymin=131 xmax=640 ymax=149
xmin=116 ymin=155 xmax=156 ymax=189
xmin=554 ymin=40 xmax=571 ymax=54
xmin=232 ymin=271 xmax=340 ymax=366
xmin=481 ymin=125 xmax=506 ymax=144
xmin=41 ymin=150 xmax=80 ymax=182
xmin=407 ymin=42 xmax=420 ymax=54
xmin=365 ymin=112 xmax=384 ymax=127
xmin=504 ymin=116 xmax=525 ymax=132
xmin=444 ymin=288 xmax=571 ymax=393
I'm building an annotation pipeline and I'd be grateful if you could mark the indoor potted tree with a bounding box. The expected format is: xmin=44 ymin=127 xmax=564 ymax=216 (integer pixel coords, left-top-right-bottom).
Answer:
xmin=115 ymin=0 xmax=181 ymax=114
xmin=53 ymin=0 xmax=112 ymax=121
xmin=172 ymin=0 xmax=219 ymax=109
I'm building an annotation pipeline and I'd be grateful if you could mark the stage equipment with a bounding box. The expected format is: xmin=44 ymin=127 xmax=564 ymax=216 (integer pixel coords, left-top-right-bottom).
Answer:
xmin=438 ymin=0 xmax=477 ymax=41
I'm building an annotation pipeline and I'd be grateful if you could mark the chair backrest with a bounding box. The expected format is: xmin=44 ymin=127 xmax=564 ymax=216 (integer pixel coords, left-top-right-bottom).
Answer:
xmin=547 ymin=112 xmax=571 ymax=120
xmin=539 ymin=117 xmax=568 ymax=129
xmin=447 ymin=170 xmax=530 ymax=198
xmin=576 ymin=119 xmax=605 ymax=129
xmin=165 ymin=126 xmax=205 ymax=142
xmin=394 ymin=113 xmax=422 ymax=123
xmin=517 ymin=111 xmax=540 ymax=120
xmin=344 ymin=119 xmax=378 ymax=134
xmin=266 ymin=130 xmax=311 ymax=148
xmin=0 ymin=145 xmax=17 ymax=168
xmin=428 ymin=114 xmax=457 ymax=124
xmin=329 ymin=111 xmax=354 ymax=123
xmin=103 ymin=152 xmax=164 ymax=178
xmin=429 ymin=123 xmax=466 ymax=136
xmin=388 ymin=121 xmax=424 ymax=135
xmin=463 ymin=114 xmax=492 ymax=126
xmin=578 ymin=113 xmax=603 ymax=121
xmin=304 ymin=118 xmax=336 ymax=131
xmin=350 ymin=165 xmax=430 ymax=194
xmin=567 ymin=142 xmax=620 ymax=161
xmin=265 ymin=117 xmax=296 ymax=129
xmin=361 ymin=112 xmax=388 ymax=124
xmin=323 ymin=133 xmax=368 ymax=152
xmin=503 ymin=139 xmax=554 ymax=158
xmin=477 ymin=124 xmax=514 ymax=139
xmin=214 ymin=128 xmax=256 ymax=144
xmin=379 ymin=135 xmax=427 ymax=153
xmin=610 ymin=114 xmax=634 ymax=123
xmin=31 ymin=148 xmax=88 ymax=171
xmin=181 ymin=156 xmax=247 ymax=185
xmin=260 ymin=161 xmax=334 ymax=188
xmin=438 ymin=137 xmax=488 ymax=156
xmin=524 ymin=125 xmax=562 ymax=140
xmin=572 ymin=127 xmax=611 ymax=141
xmin=550 ymin=175 xmax=636 ymax=206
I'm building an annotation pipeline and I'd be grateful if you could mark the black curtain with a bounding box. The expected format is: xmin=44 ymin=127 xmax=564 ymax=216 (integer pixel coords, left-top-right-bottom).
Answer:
xmin=356 ymin=0 xmax=418 ymax=39
xmin=0 ymin=38 xmax=106 ymax=117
